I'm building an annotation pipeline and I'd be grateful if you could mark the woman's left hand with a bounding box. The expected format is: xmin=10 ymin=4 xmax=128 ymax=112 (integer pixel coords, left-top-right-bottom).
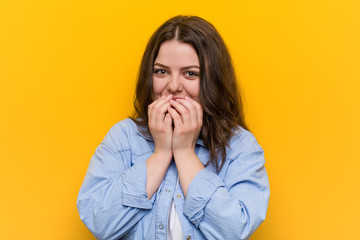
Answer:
xmin=167 ymin=96 xmax=203 ymax=155
xmin=167 ymin=96 xmax=204 ymax=197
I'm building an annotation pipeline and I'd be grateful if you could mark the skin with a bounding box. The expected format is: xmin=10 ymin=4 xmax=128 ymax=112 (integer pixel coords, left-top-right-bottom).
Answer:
xmin=146 ymin=40 xmax=205 ymax=199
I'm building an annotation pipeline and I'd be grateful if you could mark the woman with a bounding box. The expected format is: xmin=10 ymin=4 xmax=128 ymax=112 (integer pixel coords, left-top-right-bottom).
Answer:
xmin=77 ymin=15 xmax=270 ymax=240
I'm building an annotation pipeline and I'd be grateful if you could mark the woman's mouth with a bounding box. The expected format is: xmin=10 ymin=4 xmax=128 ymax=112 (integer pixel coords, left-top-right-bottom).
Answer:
xmin=172 ymin=97 xmax=184 ymax=101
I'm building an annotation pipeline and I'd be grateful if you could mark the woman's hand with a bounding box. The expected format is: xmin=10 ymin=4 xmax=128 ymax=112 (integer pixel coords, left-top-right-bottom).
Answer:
xmin=148 ymin=95 xmax=174 ymax=158
xmin=167 ymin=96 xmax=204 ymax=197
xmin=167 ymin=96 xmax=203 ymax=156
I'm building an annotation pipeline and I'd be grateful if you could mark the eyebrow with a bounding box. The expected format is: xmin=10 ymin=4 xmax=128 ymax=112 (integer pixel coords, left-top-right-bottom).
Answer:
xmin=154 ymin=63 xmax=200 ymax=70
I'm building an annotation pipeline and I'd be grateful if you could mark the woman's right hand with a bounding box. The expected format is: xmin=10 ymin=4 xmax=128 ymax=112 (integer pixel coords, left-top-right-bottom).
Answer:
xmin=148 ymin=95 xmax=173 ymax=158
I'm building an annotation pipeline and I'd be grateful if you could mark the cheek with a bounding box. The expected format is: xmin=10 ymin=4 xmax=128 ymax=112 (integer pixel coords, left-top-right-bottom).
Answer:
xmin=152 ymin=78 xmax=166 ymax=95
xmin=185 ymin=81 xmax=200 ymax=98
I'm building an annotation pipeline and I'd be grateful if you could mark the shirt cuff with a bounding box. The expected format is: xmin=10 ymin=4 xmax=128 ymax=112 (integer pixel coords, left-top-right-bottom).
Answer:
xmin=184 ymin=168 xmax=225 ymax=227
xmin=121 ymin=160 xmax=155 ymax=209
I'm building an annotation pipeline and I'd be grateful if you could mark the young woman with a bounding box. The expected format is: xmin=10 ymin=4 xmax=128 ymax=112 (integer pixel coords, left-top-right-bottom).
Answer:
xmin=77 ymin=15 xmax=270 ymax=240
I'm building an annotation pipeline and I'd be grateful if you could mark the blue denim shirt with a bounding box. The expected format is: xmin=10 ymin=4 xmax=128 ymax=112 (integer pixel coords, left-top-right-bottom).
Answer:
xmin=77 ymin=118 xmax=270 ymax=240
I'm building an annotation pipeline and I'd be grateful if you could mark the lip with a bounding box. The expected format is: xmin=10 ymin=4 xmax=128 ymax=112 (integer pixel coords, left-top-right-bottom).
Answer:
xmin=172 ymin=97 xmax=184 ymax=101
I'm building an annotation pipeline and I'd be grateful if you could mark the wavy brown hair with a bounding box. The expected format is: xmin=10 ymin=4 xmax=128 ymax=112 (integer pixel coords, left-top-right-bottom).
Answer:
xmin=131 ymin=15 xmax=249 ymax=172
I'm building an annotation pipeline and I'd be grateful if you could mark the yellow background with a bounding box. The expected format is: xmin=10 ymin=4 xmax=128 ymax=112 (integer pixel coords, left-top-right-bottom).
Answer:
xmin=1 ymin=0 xmax=359 ymax=239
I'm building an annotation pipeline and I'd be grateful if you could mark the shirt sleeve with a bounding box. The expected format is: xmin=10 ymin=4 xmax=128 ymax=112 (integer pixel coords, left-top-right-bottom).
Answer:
xmin=183 ymin=130 xmax=270 ymax=240
xmin=76 ymin=121 xmax=155 ymax=240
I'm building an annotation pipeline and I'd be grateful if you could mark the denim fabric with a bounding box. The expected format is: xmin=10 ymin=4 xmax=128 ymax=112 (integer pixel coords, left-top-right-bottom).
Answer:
xmin=77 ymin=118 xmax=270 ymax=240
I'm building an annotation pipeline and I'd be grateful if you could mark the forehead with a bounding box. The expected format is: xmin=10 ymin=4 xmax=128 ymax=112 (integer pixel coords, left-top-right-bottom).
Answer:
xmin=155 ymin=40 xmax=199 ymax=66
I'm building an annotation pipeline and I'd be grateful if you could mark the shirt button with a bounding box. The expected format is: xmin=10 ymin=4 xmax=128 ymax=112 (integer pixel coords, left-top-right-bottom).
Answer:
xmin=176 ymin=194 xmax=181 ymax=198
xmin=165 ymin=189 xmax=170 ymax=192
xmin=186 ymin=236 xmax=191 ymax=240
xmin=159 ymin=224 xmax=164 ymax=230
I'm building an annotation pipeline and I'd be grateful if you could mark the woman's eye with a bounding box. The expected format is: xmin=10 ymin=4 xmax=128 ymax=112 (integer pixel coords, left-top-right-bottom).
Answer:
xmin=184 ymin=71 xmax=199 ymax=78
xmin=154 ymin=69 xmax=167 ymax=75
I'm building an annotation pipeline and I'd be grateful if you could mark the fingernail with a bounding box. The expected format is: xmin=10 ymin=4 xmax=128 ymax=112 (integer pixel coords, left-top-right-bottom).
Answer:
xmin=161 ymin=95 xmax=165 ymax=98
xmin=185 ymin=96 xmax=190 ymax=99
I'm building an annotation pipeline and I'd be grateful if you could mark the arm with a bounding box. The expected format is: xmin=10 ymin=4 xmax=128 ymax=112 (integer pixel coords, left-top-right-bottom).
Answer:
xmin=184 ymin=133 xmax=270 ymax=240
xmin=167 ymin=97 xmax=204 ymax=196
xmin=168 ymin=97 xmax=269 ymax=239
xmin=77 ymin=95 xmax=174 ymax=239
xmin=76 ymin=122 xmax=154 ymax=240
xmin=146 ymin=94 xmax=174 ymax=199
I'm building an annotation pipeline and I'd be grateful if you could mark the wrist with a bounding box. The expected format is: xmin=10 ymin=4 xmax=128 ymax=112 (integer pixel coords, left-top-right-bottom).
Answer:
xmin=153 ymin=150 xmax=173 ymax=161
xmin=173 ymin=149 xmax=196 ymax=162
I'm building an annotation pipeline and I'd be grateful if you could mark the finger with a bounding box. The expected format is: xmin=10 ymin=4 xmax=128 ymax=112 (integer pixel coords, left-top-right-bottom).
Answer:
xmin=167 ymin=106 xmax=183 ymax=128
xmin=155 ymin=101 xmax=171 ymax=124
xmin=149 ymin=95 xmax=172 ymax=126
xmin=149 ymin=95 xmax=172 ymax=113
xmin=164 ymin=113 xmax=172 ymax=129
xmin=148 ymin=95 xmax=165 ymax=112
xmin=148 ymin=96 xmax=163 ymax=126
xmin=175 ymin=98 xmax=200 ymax=128
xmin=184 ymin=96 xmax=203 ymax=126
xmin=169 ymin=99 xmax=190 ymax=124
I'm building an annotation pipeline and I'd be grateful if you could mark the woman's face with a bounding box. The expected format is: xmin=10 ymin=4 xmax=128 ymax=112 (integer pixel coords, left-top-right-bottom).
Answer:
xmin=152 ymin=40 xmax=200 ymax=102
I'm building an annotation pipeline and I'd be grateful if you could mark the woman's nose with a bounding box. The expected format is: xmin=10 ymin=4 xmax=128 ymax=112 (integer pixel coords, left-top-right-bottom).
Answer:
xmin=168 ymin=74 xmax=183 ymax=93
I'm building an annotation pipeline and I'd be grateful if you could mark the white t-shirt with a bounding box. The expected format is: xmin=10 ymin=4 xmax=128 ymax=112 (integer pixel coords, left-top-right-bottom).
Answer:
xmin=167 ymin=177 xmax=184 ymax=240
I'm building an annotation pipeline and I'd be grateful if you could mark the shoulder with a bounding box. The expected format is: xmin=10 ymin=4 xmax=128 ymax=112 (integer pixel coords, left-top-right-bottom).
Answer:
xmin=227 ymin=126 xmax=264 ymax=158
xmin=102 ymin=118 xmax=144 ymax=152
xmin=217 ymin=127 xmax=266 ymax=178
xmin=111 ymin=118 xmax=139 ymax=133
xmin=106 ymin=118 xmax=136 ymax=138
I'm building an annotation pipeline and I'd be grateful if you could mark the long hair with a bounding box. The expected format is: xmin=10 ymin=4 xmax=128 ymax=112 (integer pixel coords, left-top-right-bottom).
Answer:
xmin=131 ymin=15 xmax=249 ymax=172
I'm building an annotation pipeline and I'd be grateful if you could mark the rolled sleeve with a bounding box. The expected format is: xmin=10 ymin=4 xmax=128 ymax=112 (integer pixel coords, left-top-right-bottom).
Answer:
xmin=183 ymin=169 xmax=225 ymax=227
xmin=76 ymin=120 xmax=156 ymax=239
xmin=121 ymin=160 xmax=155 ymax=209
xmin=183 ymin=129 xmax=269 ymax=239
